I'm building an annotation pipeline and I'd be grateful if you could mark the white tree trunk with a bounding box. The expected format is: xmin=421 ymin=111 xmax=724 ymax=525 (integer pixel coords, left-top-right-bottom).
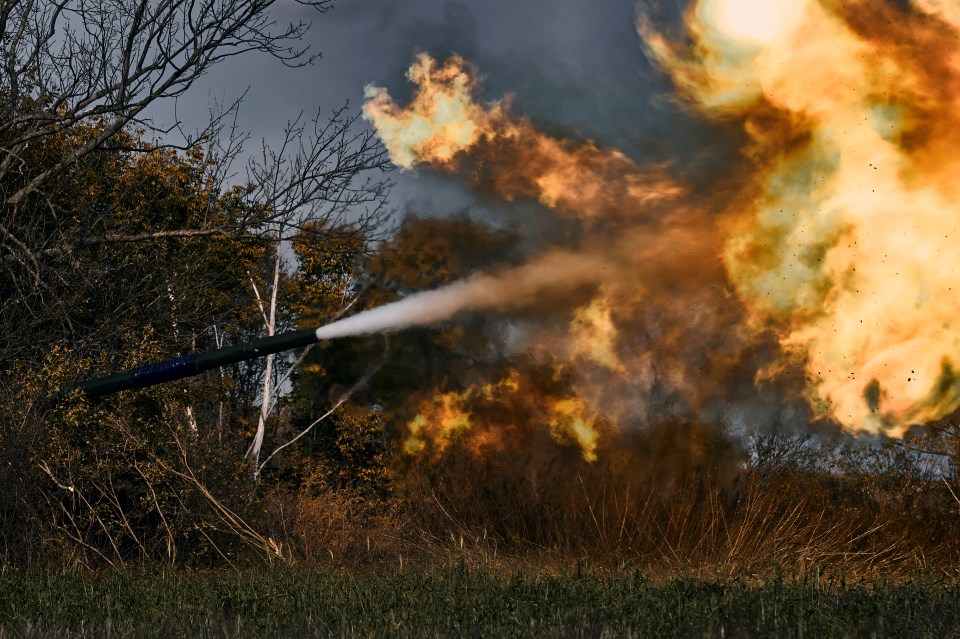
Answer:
xmin=212 ymin=324 xmax=226 ymax=440
xmin=246 ymin=246 xmax=283 ymax=471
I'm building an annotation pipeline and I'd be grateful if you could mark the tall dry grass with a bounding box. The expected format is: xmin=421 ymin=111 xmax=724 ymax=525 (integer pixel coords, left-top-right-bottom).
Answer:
xmin=287 ymin=421 xmax=960 ymax=581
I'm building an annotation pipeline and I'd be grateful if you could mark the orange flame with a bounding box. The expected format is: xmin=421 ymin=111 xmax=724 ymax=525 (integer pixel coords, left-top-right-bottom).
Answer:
xmin=369 ymin=1 xmax=960 ymax=440
xmin=546 ymin=397 xmax=600 ymax=463
xmin=404 ymin=369 xmax=605 ymax=463
xmin=643 ymin=0 xmax=960 ymax=434
xmin=405 ymin=391 xmax=472 ymax=456
xmin=364 ymin=54 xmax=681 ymax=221
xmin=363 ymin=54 xmax=501 ymax=169
xmin=569 ymin=296 xmax=625 ymax=373
xmin=405 ymin=371 xmax=520 ymax=459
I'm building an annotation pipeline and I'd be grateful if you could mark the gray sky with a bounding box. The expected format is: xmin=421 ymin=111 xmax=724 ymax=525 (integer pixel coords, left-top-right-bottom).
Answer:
xmin=166 ymin=0 xmax=734 ymax=222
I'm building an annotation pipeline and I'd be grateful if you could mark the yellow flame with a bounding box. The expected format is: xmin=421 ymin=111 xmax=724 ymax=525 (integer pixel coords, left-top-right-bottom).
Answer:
xmin=645 ymin=0 xmax=960 ymax=434
xmin=364 ymin=54 xmax=681 ymax=220
xmin=696 ymin=0 xmax=810 ymax=48
xmin=405 ymin=370 xmax=601 ymax=462
xmin=569 ymin=296 xmax=625 ymax=372
xmin=547 ymin=397 xmax=599 ymax=463
xmin=405 ymin=371 xmax=521 ymax=456
xmin=362 ymin=54 xmax=500 ymax=169
xmin=375 ymin=6 xmax=960 ymax=439
xmin=405 ymin=392 xmax=472 ymax=455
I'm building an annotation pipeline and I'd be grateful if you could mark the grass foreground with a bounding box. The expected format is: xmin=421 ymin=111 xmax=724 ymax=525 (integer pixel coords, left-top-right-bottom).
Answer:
xmin=0 ymin=567 xmax=959 ymax=638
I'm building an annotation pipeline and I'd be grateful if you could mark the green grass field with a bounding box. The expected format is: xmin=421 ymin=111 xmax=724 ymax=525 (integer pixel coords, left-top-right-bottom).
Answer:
xmin=1 ymin=568 xmax=958 ymax=638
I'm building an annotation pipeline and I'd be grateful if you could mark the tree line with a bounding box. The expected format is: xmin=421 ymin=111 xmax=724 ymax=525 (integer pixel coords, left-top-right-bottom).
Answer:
xmin=0 ymin=0 xmax=521 ymax=565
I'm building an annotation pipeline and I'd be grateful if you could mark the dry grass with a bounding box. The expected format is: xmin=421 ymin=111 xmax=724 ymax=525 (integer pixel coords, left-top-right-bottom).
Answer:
xmin=286 ymin=426 xmax=960 ymax=582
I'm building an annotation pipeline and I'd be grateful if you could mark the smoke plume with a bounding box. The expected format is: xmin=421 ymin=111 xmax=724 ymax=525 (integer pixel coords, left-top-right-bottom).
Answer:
xmin=314 ymin=248 xmax=609 ymax=340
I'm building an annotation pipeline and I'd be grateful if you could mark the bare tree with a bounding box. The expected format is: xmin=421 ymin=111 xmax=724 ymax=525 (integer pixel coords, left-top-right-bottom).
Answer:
xmin=246 ymin=239 xmax=283 ymax=468
xmin=1 ymin=0 xmax=324 ymax=200
xmin=0 ymin=0 xmax=393 ymax=564
xmin=0 ymin=0 xmax=390 ymax=368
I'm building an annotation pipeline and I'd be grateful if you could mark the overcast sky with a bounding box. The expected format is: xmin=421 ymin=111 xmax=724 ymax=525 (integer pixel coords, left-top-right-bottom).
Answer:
xmin=166 ymin=0 xmax=734 ymax=223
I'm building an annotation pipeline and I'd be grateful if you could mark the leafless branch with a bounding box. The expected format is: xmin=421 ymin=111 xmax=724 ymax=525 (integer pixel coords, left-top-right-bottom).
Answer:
xmin=257 ymin=336 xmax=390 ymax=474
xmin=0 ymin=1 xmax=391 ymax=371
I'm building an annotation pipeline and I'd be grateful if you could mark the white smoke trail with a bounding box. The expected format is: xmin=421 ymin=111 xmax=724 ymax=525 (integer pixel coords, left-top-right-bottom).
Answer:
xmin=313 ymin=249 xmax=609 ymax=340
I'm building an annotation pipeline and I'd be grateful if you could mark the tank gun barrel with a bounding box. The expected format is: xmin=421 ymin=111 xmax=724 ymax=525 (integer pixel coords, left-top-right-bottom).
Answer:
xmin=65 ymin=328 xmax=321 ymax=399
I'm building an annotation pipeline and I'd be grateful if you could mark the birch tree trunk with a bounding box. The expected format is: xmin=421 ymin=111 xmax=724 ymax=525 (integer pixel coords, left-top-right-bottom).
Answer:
xmin=246 ymin=244 xmax=283 ymax=471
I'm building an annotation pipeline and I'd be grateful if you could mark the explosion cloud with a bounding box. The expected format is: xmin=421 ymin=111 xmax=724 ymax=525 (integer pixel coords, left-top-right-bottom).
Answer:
xmin=363 ymin=54 xmax=683 ymax=222
xmin=642 ymin=0 xmax=960 ymax=435
xmin=336 ymin=0 xmax=960 ymax=458
xmin=356 ymin=51 xmax=739 ymax=461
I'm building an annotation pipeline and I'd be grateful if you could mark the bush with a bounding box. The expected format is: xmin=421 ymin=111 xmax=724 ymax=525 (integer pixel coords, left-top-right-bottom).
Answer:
xmin=0 ymin=348 xmax=266 ymax=568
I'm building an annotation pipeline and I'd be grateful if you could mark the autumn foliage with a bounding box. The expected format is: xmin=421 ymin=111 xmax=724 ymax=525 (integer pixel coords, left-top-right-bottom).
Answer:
xmin=4 ymin=1 xmax=960 ymax=584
